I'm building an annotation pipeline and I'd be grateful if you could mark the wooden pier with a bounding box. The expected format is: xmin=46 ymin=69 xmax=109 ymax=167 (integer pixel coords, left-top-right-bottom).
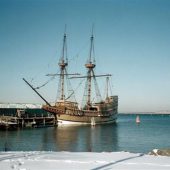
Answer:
xmin=0 ymin=115 xmax=56 ymax=129
xmin=17 ymin=116 xmax=56 ymax=128
xmin=0 ymin=116 xmax=18 ymax=130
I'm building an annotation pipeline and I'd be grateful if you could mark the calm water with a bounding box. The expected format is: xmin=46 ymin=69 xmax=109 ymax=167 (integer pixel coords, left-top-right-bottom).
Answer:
xmin=1 ymin=114 xmax=170 ymax=153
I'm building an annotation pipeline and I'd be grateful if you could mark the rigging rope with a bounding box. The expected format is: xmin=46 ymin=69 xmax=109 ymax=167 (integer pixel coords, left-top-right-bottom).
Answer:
xmin=74 ymin=78 xmax=85 ymax=93
xmin=66 ymin=78 xmax=85 ymax=100
xmin=34 ymin=76 xmax=56 ymax=90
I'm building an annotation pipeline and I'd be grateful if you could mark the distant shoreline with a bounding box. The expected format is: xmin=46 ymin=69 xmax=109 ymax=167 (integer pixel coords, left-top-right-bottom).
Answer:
xmin=119 ymin=112 xmax=170 ymax=115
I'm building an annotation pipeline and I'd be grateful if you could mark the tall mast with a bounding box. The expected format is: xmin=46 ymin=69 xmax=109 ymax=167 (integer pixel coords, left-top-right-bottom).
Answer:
xmin=45 ymin=28 xmax=77 ymax=102
xmin=106 ymin=77 xmax=109 ymax=99
xmin=69 ymin=29 xmax=111 ymax=107
xmin=58 ymin=31 xmax=68 ymax=100
xmin=85 ymin=32 xmax=96 ymax=106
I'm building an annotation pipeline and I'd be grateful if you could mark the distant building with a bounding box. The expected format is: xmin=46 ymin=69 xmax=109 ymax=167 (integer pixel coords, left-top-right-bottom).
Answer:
xmin=0 ymin=103 xmax=42 ymax=109
xmin=0 ymin=103 xmax=52 ymax=117
xmin=0 ymin=103 xmax=43 ymax=117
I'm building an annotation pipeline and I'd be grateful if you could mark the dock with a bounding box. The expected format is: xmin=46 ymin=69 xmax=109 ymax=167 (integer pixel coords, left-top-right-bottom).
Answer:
xmin=0 ymin=108 xmax=56 ymax=130
xmin=0 ymin=115 xmax=56 ymax=129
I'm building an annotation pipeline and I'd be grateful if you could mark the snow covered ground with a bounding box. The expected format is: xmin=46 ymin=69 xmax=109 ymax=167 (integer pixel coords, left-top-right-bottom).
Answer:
xmin=0 ymin=151 xmax=170 ymax=170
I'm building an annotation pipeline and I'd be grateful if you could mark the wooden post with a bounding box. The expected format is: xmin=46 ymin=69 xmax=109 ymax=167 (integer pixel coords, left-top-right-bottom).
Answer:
xmin=43 ymin=118 xmax=45 ymax=126
xmin=22 ymin=119 xmax=24 ymax=128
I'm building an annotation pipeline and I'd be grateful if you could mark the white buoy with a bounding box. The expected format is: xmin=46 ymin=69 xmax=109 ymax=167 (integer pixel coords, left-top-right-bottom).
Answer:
xmin=136 ymin=115 xmax=140 ymax=124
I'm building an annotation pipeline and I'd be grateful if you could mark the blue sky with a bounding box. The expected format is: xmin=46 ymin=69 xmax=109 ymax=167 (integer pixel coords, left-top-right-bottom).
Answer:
xmin=0 ymin=0 xmax=170 ymax=112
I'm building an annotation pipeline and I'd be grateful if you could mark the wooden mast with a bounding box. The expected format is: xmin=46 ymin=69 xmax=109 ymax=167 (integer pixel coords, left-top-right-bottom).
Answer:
xmin=58 ymin=31 xmax=68 ymax=101
xmin=85 ymin=33 xmax=96 ymax=106
xmin=69 ymin=29 xmax=112 ymax=108
xmin=47 ymin=27 xmax=78 ymax=102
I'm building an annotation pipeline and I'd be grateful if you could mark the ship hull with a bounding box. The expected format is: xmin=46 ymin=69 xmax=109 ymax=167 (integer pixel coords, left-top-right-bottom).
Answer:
xmin=57 ymin=114 xmax=117 ymax=125
xmin=42 ymin=96 xmax=118 ymax=125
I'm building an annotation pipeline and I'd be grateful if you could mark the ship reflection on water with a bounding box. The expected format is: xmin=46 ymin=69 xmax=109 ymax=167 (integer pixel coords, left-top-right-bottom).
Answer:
xmin=52 ymin=124 xmax=118 ymax=152
xmin=2 ymin=115 xmax=170 ymax=153
xmin=0 ymin=124 xmax=118 ymax=152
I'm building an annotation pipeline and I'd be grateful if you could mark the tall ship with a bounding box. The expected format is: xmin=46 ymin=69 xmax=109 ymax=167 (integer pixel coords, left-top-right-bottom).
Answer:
xmin=24 ymin=31 xmax=118 ymax=125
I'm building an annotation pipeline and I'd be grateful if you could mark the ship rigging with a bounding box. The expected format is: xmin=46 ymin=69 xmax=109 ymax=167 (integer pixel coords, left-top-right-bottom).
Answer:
xmin=23 ymin=29 xmax=118 ymax=125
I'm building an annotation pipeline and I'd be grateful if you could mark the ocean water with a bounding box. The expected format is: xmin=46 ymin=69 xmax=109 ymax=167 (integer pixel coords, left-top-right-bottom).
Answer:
xmin=0 ymin=114 xmax=170 ymax=153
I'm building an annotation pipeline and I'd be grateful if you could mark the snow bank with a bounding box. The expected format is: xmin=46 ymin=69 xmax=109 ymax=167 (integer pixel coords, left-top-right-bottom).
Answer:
xmin=0 ymin=151 xmax=170 ymax=170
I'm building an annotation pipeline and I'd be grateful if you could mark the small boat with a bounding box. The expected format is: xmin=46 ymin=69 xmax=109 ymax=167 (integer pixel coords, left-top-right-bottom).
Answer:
xmin=136 ymin=115 xmax=140 ymax=124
